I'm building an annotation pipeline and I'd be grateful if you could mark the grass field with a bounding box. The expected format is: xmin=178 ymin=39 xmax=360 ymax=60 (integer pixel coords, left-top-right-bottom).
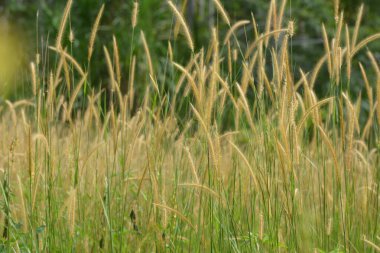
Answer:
xmin=0 ymin=0 xmax=380 ymax=252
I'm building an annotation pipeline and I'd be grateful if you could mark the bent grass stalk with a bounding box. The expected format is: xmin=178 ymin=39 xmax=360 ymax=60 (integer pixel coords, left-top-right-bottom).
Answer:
xmin=0 ymin=0 xmax=379 ymax=252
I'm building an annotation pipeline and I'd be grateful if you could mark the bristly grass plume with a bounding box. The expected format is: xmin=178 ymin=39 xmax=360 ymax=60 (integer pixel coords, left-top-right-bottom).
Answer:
xmin=0 ymin=0 xmax=379 ymax=252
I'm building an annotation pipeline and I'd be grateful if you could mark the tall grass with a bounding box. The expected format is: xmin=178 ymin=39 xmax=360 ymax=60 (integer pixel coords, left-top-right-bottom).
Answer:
xmin=0 ymin=0 xmax=379 ymax=252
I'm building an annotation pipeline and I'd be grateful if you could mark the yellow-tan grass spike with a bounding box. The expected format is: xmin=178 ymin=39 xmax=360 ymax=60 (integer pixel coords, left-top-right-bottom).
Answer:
xmin=212 ymin=0 xmax=230 ymax=26
xmin=56 ymin=0 xmax=73 ymax=49
xmin=30 ymin=62 xmax=37 ymax=96
xmin=277 ymin=0 xmax=287 ymax=31
xmin=173 ymin=0 xmax=188 ymax=39
xmin=334 ymin=0 xmax=340 ymax=22
xmin=223 ymin=20 xmax=250 ymax=45
xmin=140 ymin=31 xmax=155 ymax=78
xmin=363 ymin=236 xmax=380 ymax=252
xmin=351 ymin=33 xmax=380 ymax=57
xmin=321 ymin=24 xmax=332 ymax=77
xmin=178 ymin=183 xmax=221 ymax=202
xmin=345 ymin=24 xmax=351 ymax=81
xmin=377 ymin=73 xmax=380 ymax=125
xmin=66 ymin=74 xmax=88 ymax=122
xmin=359 ymin=62 xmax=373 ymax=111
xmin=113 ymin=35 xmax=122 ymax=85
xmin=172 ymin=62 xmax=201 ymax=106
xmin=352 ymin=4 xmax=364 ymax=49
xmin=104 ymin=46 xmax=123 ymax=110
xmin=264 ymin=0 xmax=274 ymax=47
xmin=129 ymin=55 xmax=136 ymax=110
xmin=251 ymin=13 xmax=259 ymax=40
xmin=132 ymin=1 xmax=139 ymax=28
xmin=153 ymin=203 xmax=196 ymax=230
xmin=245 ymin=29 xmax=288 ymax=59
xmin=367 ymin=50 xmax=380 ymax=73
xmin=297 ymin=97 xmax=334 ymax=134
xmin=228 ymin=140 xmax=260 ymax=192
xmin=88 ymin=4 xmax=105 ymax=62
xmin=317 ymin=125 xmax=341 ymax=184
xmin=236 ymin=82 xmax=256 ymax=132
xmin=49 ymin=46 xmax=86 ymax=77
xmin=183 ymin=147 xmax=200 ymax=184
xmin=167 ymin=0 xmax=194 ymax=52
xmin=190 ymin=104 xmax=218 ymax=171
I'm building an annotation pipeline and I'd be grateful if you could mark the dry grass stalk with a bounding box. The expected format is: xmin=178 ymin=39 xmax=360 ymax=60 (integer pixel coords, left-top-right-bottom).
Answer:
xmin=30 ymin=62 xmax=37 ymax=96
xmin=321 ymin=24 xmax=332 ymax=76
xmin=104 ymin=46 xmax=123 ymax=109
xmin=317 ymin=126 xmax=340 ymax=182
xmin=345 ymin=25 xmax=351 ymax=80
xmin=352 ymin=4 xmax=364 ymax=49
xmin=49 ymin=46 xmax=86 ymax=77
xmin=251 ymin=14 xmax=259 ymax=40
xmin=367 ymin=50 xmax=380 ymax=73
xmin=277 ymin=0 xmax=287 ymax=31
xmin=5 ymin=101 xmax=17 ymax=124
xmin=351 ymin=33 xmax=380 ymax=57
xmin=140 ymin=31 xmax=155 ymax=79
xmin=47 ymin=72 xmax=55 ymax=119
xmin=56 ymin=0 xmax=73 ymax=49
xmin=129 ymin=56 xmax=136 ymax=110
xmin=264 ymin=0 xmax=274 ymax=46
xmin=271 ymin=0 xmax=277 ymax=33
xmin=172 ymin=62 xmax=201 ymax=105
xmin=359 ymin=63 xmax=373 ymax=111
xmin=309 ymin=55 xmax=327 ymax=88
xmin=167 ymin=0 xmax=194 ymax=52
xmin=214 ymin=72 xmax=238 ymax=109
xmin=184 ymin=147 xmax=199 ymax=183
xmin=153 ymin=203 xmax=195 ymax=230
xmin=363 ymin=236 xmax=380 ymax=252
xmin=297 ymin=97 xmax=334 ymax=134
xmin=178 ymin=183 xmax=221 ymax=200
xmin=113 ymin=36 xmax=122 ymax=85
xmin=88 ymin=4 xmax=105 ymax=62
xmin=223 ymin=20 xmax=250 ymax=45
xmin=190 ymin=104 xmax=218 ymax=171
xmin=168 ymin=41 xmax=173 ymax=61
xmin=132 ymin=2 xmax=139 ymax=28
xmin=212 ymin=0 xmax=230 ymax=26
xmin=245 ymin=29 xmax=288 ymax=59
xmin=173 ymin=0 xmax=188 ymax=39
xmin=227 ymin=42 xmax=232 ymax=75
xmin=228 ymin=140 xmax=260 ymax=191
xmin=334 ymin=0 xmax=340 ymax=22
xmin=377 ymin=74 xmax=380 ymax=125
xmin=66 ymin=74 xmax=88 ymax=122
xmin=235 ymin=82 xmax=255 ymax=132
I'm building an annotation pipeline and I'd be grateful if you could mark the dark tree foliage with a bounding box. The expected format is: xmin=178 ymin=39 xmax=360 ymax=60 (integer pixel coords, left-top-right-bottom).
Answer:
xmin=0 ymin=0 xmax=379 ymax=103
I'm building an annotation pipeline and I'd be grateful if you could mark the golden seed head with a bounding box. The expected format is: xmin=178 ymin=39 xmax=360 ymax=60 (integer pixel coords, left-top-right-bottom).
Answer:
xmin=288 ymin=21 xmax=295 ymax=37
xmin=36 ymin=53 xmax=40 ymax=65
xmin=233 ymin=49 xmax=238 ymax=62
xmin=69 ymin=29 xmax=74 ymax=43
xmin=132 ymin=2 xmax=139 ymax=28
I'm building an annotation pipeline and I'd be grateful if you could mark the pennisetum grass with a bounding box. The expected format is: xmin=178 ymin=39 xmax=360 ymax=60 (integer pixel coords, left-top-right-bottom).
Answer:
xmin=88 ymin=4 xmax=105 ymax=62
xmin=167 ymin=0 xmax=194 ymax=52
xmin=1 ymin=0 xmax=379 ymax=252
xmin=56 ymin=0 xmax=73 ymax=49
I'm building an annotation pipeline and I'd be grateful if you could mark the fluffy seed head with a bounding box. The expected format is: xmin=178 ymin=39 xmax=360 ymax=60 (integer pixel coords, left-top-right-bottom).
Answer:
xmin=132 ymin=2 xmax=139 ymax=28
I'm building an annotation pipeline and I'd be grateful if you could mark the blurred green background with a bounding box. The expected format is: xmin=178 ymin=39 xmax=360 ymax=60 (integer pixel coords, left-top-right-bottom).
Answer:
xmin=0 ymin=0 xmax=379 ymax=104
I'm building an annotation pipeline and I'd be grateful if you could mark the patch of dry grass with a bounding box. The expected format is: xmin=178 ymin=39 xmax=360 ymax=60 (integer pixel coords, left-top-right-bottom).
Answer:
xmin=0 ymin=0 xmax=379 ymax=252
